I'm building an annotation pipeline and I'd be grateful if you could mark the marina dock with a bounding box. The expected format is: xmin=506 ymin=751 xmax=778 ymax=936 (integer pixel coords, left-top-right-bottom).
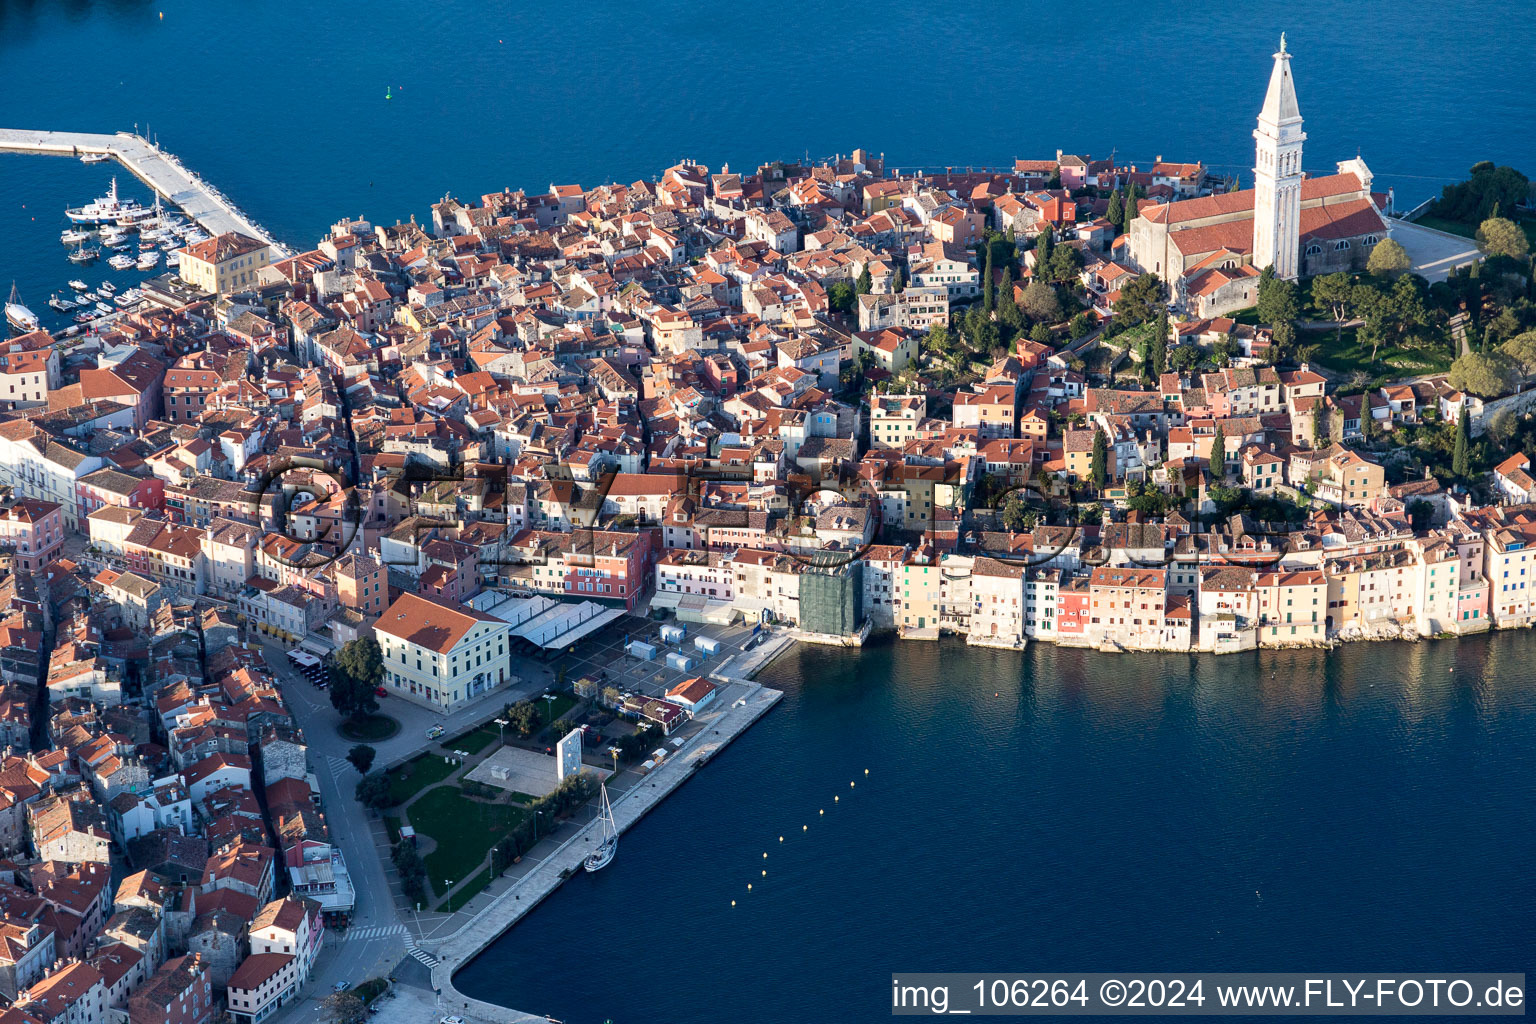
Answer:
xmin=0 ymin=128 xmax=289 ymax=255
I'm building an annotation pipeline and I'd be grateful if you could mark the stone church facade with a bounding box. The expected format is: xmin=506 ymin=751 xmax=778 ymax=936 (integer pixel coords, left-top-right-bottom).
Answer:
xmin=1128 ymin=39 xmax=1392 ymax=316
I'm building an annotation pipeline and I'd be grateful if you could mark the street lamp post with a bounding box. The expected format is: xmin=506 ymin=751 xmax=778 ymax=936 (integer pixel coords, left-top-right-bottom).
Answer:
xmin=495 ymin=717 xmax=508 ymax=749
xmin=541 ymin=692 xmax=556 ymax=725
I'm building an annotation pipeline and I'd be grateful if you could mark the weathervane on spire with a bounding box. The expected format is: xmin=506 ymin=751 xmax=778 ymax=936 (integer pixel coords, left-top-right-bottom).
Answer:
xmin=1279 ymin=32 xmax=1287 ymax=54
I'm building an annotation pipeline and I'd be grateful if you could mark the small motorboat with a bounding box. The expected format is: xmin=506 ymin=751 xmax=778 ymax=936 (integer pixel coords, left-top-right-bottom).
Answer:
xmin=61 ymin=228 xmax=94 ymax=245
xmin=74 ymin=311 xmax=97 ymax=323
xmin=136 ymin=253 xmax=161 ymax=271
xmin=68 ymin=245 xmax=100 ymax=264
xmin=93 ymin=301 xmax=113 ymax=315
xmin=80 ymin=152 xmax=111 ymax=164
xmin=68 ymin=279 xmax=89 ymax=291
xmin=108 ymin=254 xmax=136 ymax=270
xmin=98 ymin=281 xmax=117 ymax=294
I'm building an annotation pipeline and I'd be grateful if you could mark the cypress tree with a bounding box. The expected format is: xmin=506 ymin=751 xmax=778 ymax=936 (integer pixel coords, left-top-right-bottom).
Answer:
xmin=1153 ymin=307 xmax=1169 ymax=376
xmin=983 ymin=245 xmax=995 ymax=312
xmin=1452 ymin=413 xmax=1470 ymax=478
xmin=1107 ymin=190 xmax=1124 ymax=231
xmin=1090 ymin=427 xmax=1108 ymax=491
xmin=1210 ymin=422 xmax=1227 ymax=478
xmin=1036 ymin=228 xmax=1054 ymax=276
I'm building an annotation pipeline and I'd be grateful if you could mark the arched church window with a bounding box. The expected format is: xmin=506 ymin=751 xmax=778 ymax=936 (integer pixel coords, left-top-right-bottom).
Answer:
xmin=1334 ymin=240 xmax=1350 ymax=251
xmin=1364 ymin=235 xmax=1379 ymax=246
xmin=1305 ymin=244 xmax=1323 ymax=256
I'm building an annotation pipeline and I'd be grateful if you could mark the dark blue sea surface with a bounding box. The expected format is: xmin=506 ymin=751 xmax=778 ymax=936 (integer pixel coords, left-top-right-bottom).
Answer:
xmin=453 ymin=635 xmax=1535 ymax=1023
xmin=3 ymin=0 xmax=1535 ymax=326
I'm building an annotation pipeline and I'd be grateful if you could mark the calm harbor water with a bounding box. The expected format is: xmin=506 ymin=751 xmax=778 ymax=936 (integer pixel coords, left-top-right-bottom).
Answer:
xmin=456 ymin=635 xmax=1536 ymax=1022
xmin=4 ymin=1 xmax=1536 ymax=325
xmin=4 ymin=3 xmax=1535 ymax=1020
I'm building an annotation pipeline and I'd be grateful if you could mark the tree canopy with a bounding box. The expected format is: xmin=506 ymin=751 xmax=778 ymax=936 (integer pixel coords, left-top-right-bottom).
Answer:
xmin=1499 ymin=330 xmax=1536 ymax=376
xmin=1256 ymin=266 xmax=1300 ymax=324
xmin=347 ymin=744 xmax=376 ymax=774
xmin=330 ymin=638 xmax=382 ymax=720
xmin=1477 ymin=217 xmax=1531 ymax=260
xmin=1448 ymin=349 xmax=1519 ymax=398
xmin=1366 ymin=237 xmax=1412 ymax=277
xmin=1114 ymin=273 xmax=1163 ymax=325
xmin=1020 ymin=280 xmax=1062 ymax=323
xmin=1433 ymin=162 xmax=1530 ymax=224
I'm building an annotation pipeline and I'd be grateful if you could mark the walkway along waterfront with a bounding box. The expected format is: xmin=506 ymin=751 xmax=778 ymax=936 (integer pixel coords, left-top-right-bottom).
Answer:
xmin=0 ymin=127 xmax=290 ymax=254
xmin=428 ymin=674 xmax=786 ymax=1022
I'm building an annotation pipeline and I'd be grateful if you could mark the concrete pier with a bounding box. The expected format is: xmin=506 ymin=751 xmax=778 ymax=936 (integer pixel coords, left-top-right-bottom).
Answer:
xmin=427 ymin=678 xmax=783 ymax=1022
xmin=0 ymin=128 xmax=289 ymax=255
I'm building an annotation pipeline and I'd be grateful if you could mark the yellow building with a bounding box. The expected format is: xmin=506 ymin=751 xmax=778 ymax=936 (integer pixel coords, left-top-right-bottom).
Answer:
xmin=177 ymin=232 xmax=270 ymax=295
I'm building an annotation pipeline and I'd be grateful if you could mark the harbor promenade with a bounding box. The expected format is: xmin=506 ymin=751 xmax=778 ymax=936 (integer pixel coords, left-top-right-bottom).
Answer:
xmin=0 ymin=127 xmax=289 ymax=254
xmin=427 ymin=678 xmax=784 ymax=1023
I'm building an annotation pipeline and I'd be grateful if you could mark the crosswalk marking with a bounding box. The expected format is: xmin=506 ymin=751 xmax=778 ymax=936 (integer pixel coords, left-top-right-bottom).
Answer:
xmin=408 ymin=944 xmax=439 ymax=968
xmin=341 ymin=924 xmax=407 ymax=941
xmin=325 ymin=756 xmax=353 ymax=776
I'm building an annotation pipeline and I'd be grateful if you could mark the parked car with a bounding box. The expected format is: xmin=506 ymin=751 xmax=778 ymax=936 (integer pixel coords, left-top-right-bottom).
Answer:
xmin=332 ymin=981 xmax=350 ymax=992
xmin=427 ymin=725 xmax=445 ymax=739
xmin=375 ymin=686 xmax=387 ymax=697
xmin=441 ymin=1017 xmax=465 ymax=1024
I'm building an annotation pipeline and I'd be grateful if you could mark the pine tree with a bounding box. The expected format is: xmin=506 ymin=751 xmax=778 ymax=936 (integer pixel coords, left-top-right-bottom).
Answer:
xmin=983 ymin=245 xmax=995 ymax=312
xmin=1452 ymin=412 xmax=1471 ymax=478
xmin=1209 ymin=422 xmax=1226 ymax=478
xmin=1090 ymin=427 xmax=1108 ymax=491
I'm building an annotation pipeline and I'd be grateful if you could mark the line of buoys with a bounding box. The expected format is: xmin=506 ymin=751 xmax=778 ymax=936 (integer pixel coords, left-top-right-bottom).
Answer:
xmin=741 ymin=772 xmax=869 ymax=905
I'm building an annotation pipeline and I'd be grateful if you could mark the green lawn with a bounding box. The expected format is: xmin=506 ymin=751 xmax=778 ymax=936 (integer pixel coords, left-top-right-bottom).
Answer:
xmin=386 ymin=754 xmax=460 ymax=806
xmin=1305 ymin=324 xmax=1453 ymax=381
xmin=537 ymin=691 xmax=579 ymax=728
xmin=1415 ymin=215 xmax=1477 ymax=240
xmin=450 ymin=726 xmax=500 ymax=755
xmin=439 ymin=867 xmax=492 ymax=912
xmin=408 ymin=786 xmax=528 ymax=892
xmin=1417 ymin=214 xmax=1536 ymax=248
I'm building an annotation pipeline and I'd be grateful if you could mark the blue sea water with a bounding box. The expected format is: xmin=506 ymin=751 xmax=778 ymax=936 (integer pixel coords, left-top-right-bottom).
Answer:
xmin=3 ymin=4 xmax=1535 ymax=1020
xmin=3 ymin=0 xmax=1535 ymax=323
xmin=452 ymin=636 xmax=1535 ymax=1023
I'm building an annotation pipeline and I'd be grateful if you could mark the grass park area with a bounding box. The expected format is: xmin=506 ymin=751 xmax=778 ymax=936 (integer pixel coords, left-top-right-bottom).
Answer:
xmin=385 ymin=753 xmax=460 ymax=805
xmin=537 ymin=691 xmax=579 ymax=729
xmin=1304 ymin=324 xmax=1454 ymax=382
xmin=439 ymin=867 xmax=492 ymax=912
xmin=409 ymin=785 xmax=529 ymax=895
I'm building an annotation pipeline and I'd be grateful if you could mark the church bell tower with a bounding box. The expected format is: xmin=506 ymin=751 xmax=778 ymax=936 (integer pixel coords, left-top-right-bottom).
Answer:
xmin=1252 ymin=34 xmax=1306 ymax=280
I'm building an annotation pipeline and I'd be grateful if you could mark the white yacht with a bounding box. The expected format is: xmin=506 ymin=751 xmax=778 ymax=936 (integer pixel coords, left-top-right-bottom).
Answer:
xmin=98 ymin=281 xmax=118 ymax=295
xmin=136 ymin=252 xmax=160 ymax=271
xmin=79 ymin=152 xmax=111 ymax=164
xmin=108 ymin=254 xmax=136 ymax=271
xmin=583 ymin=783 xmax=618 ymax=873
xmin=5 ymin=284 xmax=40 ymax=333
xmin=66 ymin=178 xmax=148 ymax=225
xmin=68 ymin=280 xmax=89 ymax=292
